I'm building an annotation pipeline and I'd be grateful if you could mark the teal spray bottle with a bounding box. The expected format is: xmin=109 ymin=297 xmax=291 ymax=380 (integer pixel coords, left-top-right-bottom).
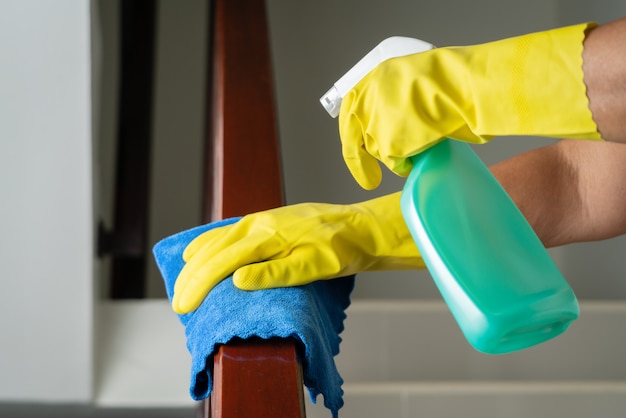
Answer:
xmin=320 ymin=37 xmax=579 ymax=354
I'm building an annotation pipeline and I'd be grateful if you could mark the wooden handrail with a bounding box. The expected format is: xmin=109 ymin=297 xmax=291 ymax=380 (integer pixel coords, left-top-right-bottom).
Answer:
xmin=203 ymin=0 xmax=305 ymax=417
xmin=210 ymin=338 xmax=306 ymax=417
xmin=204 ymin=0 xmax=284 ymax=221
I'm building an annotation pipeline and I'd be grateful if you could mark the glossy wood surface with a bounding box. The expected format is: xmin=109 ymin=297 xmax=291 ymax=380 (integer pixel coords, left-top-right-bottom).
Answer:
xmin=211 ymin=339 xmax=306 ymax=418
xmin=204 ymin=0 xmax=284 ymax=221
xmin=203 ymin=0 xmax=304 ymax=416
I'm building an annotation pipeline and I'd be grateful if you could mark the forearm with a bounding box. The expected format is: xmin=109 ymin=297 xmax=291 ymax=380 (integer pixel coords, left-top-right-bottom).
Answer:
xmin=491 ymin=140 xmax=626 ymax=248
xmin=486 ymin=18 xmax=626 ymax=246
xmin=583 ymin=17 xmax=626 ymax=142
xmin=490 ymin=142 xmax=580 ymax=247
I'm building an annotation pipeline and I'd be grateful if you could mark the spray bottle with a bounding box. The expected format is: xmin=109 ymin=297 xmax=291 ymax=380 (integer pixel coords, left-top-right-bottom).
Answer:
xmin=320 ymin=37 xmax=579 ymax=354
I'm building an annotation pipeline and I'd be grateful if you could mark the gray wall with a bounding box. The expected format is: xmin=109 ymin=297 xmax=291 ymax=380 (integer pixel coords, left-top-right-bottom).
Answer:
xmin=95 ymin=1 xmax=626 ymax=300
xmin=267 ymin=0 xmax=626 ymax=302
xmin=265 ymin=0 xmax=560 ymax=300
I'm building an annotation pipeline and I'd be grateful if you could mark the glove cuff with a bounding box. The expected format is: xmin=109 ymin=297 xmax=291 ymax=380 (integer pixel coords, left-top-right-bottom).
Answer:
xmin=470 ymin=22 xmax=603 ymax=140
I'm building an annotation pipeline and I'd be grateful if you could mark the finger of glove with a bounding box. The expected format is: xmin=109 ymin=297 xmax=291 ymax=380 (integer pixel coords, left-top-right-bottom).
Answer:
xmin=177 ymin=221 xmax=257 ymax=297
xmin=177 ymin=229 xmax=278 ymax=296
xmin=339 ymin=118 xmax=382 ymax=190
xmin=175 ymin=232 xmax=235 ymax=296
xmin=233 ymin=246 xmax=329 ymax=290
xmin=182 ymin=223 xmax=236 ymax=262
xmin=339 ymin=96 xmax=383 ymax=190
xmin=345 ymin=155 xmax=382 ymax=190
xmin=172 ymin=232 xmax=280 ymax=313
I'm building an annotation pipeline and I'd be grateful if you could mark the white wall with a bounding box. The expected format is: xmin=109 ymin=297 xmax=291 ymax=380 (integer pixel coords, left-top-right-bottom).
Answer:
xmin=0 ymin=0 xmax=93 ymax=403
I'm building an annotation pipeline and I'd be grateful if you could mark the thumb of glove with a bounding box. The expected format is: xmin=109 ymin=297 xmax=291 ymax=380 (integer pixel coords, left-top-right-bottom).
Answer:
xmin=344 ymin=154 xmax=383 ymax=191
xmin=339 ymin=102 xmax=383 ymax=190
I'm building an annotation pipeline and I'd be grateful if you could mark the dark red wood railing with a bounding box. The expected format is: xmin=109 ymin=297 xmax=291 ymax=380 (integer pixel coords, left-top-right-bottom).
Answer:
xmin=202 ymin=0 xmax=305 ymax=416
xmin=99 ymin=0 xmax=303 ymax=414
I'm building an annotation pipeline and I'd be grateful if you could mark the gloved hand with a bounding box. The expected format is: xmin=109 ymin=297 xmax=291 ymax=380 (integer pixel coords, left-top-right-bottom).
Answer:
xmin=339 ymin=23 xmax=603 ymax=190
xmin=172 ymin=192 xmax=425 ymax=314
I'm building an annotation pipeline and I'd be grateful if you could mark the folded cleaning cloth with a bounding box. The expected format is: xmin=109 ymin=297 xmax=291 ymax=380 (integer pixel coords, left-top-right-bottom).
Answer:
xmin=152 ymin=218 xmax=354 ymax=418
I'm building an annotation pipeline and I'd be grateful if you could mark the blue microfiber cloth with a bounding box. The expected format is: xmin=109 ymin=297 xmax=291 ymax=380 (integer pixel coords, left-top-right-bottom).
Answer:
xmin=152 ymin=218 xmax=354 ymax=418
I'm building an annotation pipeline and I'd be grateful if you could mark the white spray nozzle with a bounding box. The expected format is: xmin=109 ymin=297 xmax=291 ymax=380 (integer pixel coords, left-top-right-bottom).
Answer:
xmin=320 ymin=36 xmax=435 ymax=118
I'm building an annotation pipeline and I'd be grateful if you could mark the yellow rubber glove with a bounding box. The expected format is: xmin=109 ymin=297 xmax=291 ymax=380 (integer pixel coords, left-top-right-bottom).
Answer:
xmin=339 ymin=23 xmax=603 ymax=190
xmin=172 ymin=192 xmax=425 ymax=314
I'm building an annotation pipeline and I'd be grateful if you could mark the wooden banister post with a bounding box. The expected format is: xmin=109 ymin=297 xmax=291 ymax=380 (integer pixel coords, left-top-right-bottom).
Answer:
xmin=210 ymin=339 xmax=306 ymax=418
xmin=204 ymin=0 xmax=284 ymax=221
xmin=202 ymin=0 xmax=305 ymax=417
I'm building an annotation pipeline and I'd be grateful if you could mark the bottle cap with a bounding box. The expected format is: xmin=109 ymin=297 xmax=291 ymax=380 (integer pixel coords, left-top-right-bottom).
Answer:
xmin=320 ymin=85 xmax=341 ymax=118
